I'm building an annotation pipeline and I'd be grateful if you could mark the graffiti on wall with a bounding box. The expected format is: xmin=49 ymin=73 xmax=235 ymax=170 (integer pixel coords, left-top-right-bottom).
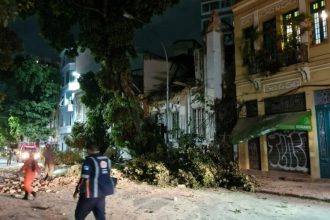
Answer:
xmin=267 ymin=131 xmax=309 ymax=173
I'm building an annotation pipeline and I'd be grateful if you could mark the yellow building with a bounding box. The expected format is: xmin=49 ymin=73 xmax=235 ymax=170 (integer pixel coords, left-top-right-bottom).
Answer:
xmin=231 ymin=0 xmax=330 ymax=178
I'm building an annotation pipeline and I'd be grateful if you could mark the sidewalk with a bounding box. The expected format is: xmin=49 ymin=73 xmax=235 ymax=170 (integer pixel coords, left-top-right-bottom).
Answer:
xmin=245 ymin=170 xmax=330 ymax=202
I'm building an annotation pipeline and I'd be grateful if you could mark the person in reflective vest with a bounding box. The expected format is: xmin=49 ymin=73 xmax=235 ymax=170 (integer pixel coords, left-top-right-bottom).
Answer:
xmin=73 ymin=144 xmax=115 ymax=220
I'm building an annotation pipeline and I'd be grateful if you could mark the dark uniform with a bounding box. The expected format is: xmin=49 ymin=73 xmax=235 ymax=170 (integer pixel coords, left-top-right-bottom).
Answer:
xmin=75 ymin=154 xmax=115 ymax=220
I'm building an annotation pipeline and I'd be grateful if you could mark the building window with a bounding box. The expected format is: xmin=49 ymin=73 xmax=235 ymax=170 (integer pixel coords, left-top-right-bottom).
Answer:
xmin=171 ymin=111 xmax=180 ymax=139
xmin=311 ymin=0 xmax=328 ymax=44
xmin=220 ymin=0 xmax=233 ymax=8
xmin=202 ymin=1 xmax=220 ymax=13
xmin=245 ymin=100 xmax=258 ymax=117
xmin=192 ymin=108 xmax=205 ymax=138
xmin=264 ymin=93 xmax=306 ymax=115
xmin=263 ymin=18 xmax=277 ymax=54
xmin=282 ymin=9 xmax=301 ymax=48
xmin=243 ymin=26 xmax=255 ymax=58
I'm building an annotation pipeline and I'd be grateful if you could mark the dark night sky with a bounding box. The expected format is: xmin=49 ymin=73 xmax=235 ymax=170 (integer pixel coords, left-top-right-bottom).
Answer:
xmin=133 ymin=0 xmax=201 ymax=56
xmin=10 ymin=16 xmax=59 ymax=61
xmin=10 ymin=0 xmax=201 ymax=61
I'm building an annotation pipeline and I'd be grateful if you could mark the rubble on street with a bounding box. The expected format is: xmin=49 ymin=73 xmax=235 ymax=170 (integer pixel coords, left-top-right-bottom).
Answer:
xmin=0 ymin=170 xmax=79 ymax=197
xmin=0 ymin=166 xmax=124 ymax=198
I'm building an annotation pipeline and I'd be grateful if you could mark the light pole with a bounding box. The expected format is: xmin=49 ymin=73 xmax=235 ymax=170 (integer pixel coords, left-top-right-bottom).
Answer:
xmin=123 ymin=12 xmax=170 ymax=144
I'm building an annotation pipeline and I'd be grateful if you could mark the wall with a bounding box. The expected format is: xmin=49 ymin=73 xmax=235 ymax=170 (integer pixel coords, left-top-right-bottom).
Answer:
xmin=232 ymin=0 xmax=330 ymax=178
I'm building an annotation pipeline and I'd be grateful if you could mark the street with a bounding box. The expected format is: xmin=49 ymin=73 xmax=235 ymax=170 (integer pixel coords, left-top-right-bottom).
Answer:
xmin=0 ymin=157 xmax=21 ymax=169
xmin=0 ymin=166 xmax=329 ymax=220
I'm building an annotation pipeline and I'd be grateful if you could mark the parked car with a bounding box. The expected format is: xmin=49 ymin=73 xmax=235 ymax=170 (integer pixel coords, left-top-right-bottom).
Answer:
xmin=18 ymin=143 xmax=40 ymax=162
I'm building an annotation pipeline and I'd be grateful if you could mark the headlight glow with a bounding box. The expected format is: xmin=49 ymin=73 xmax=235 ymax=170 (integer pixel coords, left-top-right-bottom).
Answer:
xmin=21 ymin=152 xmax=29 ymax=159
xmin=34 ymin=152 xmax=40 ymax=160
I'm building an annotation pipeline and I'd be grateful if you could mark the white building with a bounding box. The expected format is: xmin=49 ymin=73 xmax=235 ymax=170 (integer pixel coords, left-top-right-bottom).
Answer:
xmin=144 ymin=11 xmax=226 ymax=145
xmin=201 ymin=0 xmax=234 ymax=45
xmin=58 ymin=49 xmax=100 ymax=151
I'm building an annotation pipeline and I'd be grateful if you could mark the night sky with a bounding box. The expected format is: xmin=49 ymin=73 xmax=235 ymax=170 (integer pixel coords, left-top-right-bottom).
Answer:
xmin=133 ymin=0 xmax=201 ymax=56
xmin=10 ymin=0 xmax=201 ymax=61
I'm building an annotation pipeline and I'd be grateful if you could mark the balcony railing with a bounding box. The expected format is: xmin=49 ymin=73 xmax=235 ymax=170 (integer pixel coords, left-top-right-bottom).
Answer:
xmin=245 ymin=44 xmax=308 ymax=75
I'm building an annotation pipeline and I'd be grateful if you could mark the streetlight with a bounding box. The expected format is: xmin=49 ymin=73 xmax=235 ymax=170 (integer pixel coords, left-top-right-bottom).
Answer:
xmin=123 ymin=12 xmax=170 ymax=144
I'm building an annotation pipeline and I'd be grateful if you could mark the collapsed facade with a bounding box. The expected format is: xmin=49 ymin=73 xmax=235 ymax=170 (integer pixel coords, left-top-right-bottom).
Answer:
xmin=142 ymin=13 xmax=228 ymax=147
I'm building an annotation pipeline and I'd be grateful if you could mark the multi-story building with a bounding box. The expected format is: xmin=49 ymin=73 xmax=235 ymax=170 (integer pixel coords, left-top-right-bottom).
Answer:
xmin=144 ymin=13 xmax=226 ymax=145
xmin=231 ymin=0 xmax=330 ymax=179
xmin=143 ymin=40 xmax=201 ymax=144
xmin=58 ymin=49 xmax=100 ymax=151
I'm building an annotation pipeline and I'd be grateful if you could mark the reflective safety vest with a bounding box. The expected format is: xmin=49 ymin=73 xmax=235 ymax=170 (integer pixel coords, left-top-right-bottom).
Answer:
xmin=80 ymin=154 xmax=115 ymax=198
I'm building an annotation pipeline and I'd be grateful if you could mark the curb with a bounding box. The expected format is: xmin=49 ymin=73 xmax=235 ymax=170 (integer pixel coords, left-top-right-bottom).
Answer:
xmin=256 ymin=189 xmax=330 ymax=203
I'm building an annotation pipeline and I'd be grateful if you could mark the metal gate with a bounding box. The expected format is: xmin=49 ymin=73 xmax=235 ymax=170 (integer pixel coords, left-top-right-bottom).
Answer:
xmin=267 ymin=131 xmax=310 ymax=173
xmin=316 ymin=104 xmax=330 ymax=178
xmin=248 ymin=138 xmax=261 ymax=170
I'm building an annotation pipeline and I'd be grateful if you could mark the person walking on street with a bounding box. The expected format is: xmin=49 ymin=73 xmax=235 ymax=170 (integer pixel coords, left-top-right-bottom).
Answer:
xmin=73 ymin=143 xmax=115 ymax=220
xmin=43 ymin=144 xmax=55 ymax=181
xmin=18 ymin=152 xmax=40 ymax=200
xmin=7 ymin=149 xmax=13 ymax=166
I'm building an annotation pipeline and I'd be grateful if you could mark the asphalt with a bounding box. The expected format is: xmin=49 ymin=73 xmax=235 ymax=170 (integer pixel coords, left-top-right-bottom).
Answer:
xmin=2 ymin=157 xmax=330 ymax=202
xmin=246 ymin=169 xmax=330 ymax=202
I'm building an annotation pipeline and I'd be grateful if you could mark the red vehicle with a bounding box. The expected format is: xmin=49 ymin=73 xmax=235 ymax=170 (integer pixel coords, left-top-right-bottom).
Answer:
xmin=18 ymin=143 xmax=40 ymax=162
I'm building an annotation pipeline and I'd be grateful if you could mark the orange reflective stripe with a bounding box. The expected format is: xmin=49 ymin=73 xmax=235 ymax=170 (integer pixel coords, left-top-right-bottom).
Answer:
xmin=86 ymin=179 xmax=90 ymax=198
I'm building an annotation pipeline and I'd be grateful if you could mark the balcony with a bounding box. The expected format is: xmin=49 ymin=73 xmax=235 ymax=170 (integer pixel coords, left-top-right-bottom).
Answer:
xmin=245 ymin=44 xmax=308 ymax=75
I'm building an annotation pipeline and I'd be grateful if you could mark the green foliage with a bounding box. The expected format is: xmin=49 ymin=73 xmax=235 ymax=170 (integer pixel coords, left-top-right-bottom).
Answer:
xmin=0 ymin=133 xmax=6 ymax=146
xmin=124 ymin=158 xmax=170 ymax=187
xmin=64 ymin=164 xmax=81 ymax=177
xmin=174 ymin=169 xmax=199 ymax=188
xmin=69 ymin=74 xmax=164 ymax=156
xmin=8 ymin=116 xmax=22 ymax=140
xmin=241 ymin=13 xmax=310 ymax=76
xmin=104 ymin=92 xmax=163 ymax=156
xmin=103 ymin=146 xmax=125 ymax=163
xmin=215 ymin=161 xmax=256 ymax=192
xmin=0 ymin=0 xmax=35 ymax=27
xmin=1 ymin=56 xmax=60 ymax=141
xmin=21 ymin=0 xmax=179 ymax=96
xmin=124 ymin=133 xmax=257 ymax=191
xmin=54 ymin=149 xmax=83 ymax=165
xmin=78 ymin=71 xmax=102 ymax=108
xmin=64 ymin=122 xmax=88 ymax=150
xmin=192 ymin=160 xmax=218 ymax=187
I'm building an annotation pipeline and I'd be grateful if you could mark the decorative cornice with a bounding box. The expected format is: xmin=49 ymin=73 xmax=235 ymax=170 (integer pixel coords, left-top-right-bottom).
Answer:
xmin=259 ymin=0 xmax=297 ymax=21
xmin=263 ymin=78 xmax=301 ymax=92
xmin=240 ymin=14 xmax=254 ymax=29
xmin=297 ymin=66 xmax=311 ymax=82
xmin=238 ymin=0 xmax=298 ymax=28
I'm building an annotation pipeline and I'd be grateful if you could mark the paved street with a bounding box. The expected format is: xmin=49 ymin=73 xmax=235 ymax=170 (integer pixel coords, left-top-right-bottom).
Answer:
xmin=0 ymin=168 xmax=330 ymax=220
xmin=0 ymin=157 xmax=21 ymax=169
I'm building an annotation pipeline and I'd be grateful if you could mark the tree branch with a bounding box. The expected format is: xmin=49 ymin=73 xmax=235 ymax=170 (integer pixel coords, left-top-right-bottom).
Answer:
xmin=72 ymin=0 xmax=105 ymax=18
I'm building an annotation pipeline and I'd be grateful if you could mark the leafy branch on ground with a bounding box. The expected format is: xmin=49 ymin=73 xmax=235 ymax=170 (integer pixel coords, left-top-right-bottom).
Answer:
xmin=124 ymin=134 xmax=258 ymax=192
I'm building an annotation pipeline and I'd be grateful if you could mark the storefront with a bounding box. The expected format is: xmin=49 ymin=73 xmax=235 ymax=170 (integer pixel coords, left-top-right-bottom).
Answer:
xmin=231 ymin=94 xmax=312 ymax=173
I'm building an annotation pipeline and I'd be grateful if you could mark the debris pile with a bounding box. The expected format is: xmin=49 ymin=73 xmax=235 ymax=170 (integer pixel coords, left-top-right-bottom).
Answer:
xmin=0 ymin=166 xmax=123 ymax=197
xmin=0 ymin=176 xmax=79 ymax=196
